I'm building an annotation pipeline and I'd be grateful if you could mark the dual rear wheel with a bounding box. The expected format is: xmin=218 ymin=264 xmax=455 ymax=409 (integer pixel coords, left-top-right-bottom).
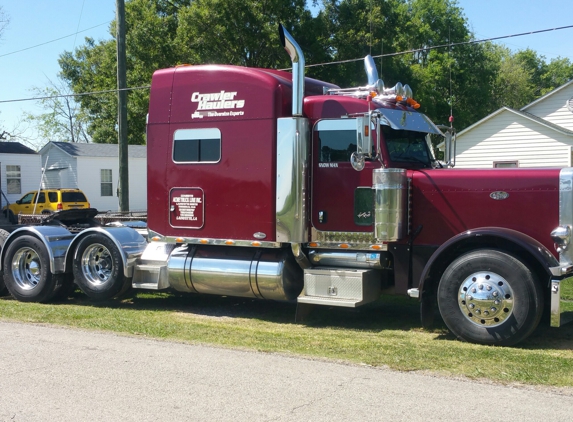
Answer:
xmin=1 ymin=233 xmax=130 ymax=303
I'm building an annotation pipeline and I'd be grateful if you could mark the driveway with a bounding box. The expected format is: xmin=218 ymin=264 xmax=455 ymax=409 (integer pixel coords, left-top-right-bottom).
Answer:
xmin=0 ymin=321 xmax=571 ymax=421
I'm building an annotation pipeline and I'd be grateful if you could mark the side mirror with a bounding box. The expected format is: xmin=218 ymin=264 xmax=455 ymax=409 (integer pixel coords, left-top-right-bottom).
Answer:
xmin=356 ymin=116 xmax=372 ymax=158
xmin=16 ymin=200 xmax=21 ymax=205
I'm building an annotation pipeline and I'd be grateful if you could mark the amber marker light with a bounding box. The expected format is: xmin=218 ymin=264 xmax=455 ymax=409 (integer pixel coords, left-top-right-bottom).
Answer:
xmin=309 ymin=242 xmax=319 ymax=247
xmin=339 ymin=243 xmax=350 ymax=249
xmin=151 ymin=236 xmax=161 ymax=241
xmin=370 ymin=244 xmax=383 ymax=250
xmin=200 ymin=239 xmax=209 ymax=244
xmin=252 ymin=241 xmax=262 ymax=247
xmin=225 ymin=240 xmax=235 ymax=245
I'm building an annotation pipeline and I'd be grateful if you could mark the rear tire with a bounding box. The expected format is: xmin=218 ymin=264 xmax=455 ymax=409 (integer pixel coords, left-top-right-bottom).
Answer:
xmin=0 ymin=228 xmax=10 ymax=296
xmin=437 ymin=249 xmax=543 ymax=346
xmin=73 ymin=233 xmax=130 ymax=300
xmin=3 ymin=235 xmax=62 ymax=302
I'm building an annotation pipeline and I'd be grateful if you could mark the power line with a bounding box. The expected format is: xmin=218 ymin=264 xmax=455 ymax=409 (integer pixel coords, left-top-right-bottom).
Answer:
xmin=0 ymin=21 xmax=110 ymax=58
xmin=1 ymin=24 xmax=572 ymax=104
xmin=305 ymin=24 xmax=573 ymax=68
xmin=0 ymin=86 xmax=150 ymax=104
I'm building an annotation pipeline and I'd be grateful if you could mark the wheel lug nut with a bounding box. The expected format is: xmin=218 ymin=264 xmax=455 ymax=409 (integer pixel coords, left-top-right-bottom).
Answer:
xmin=494 ymin=300 xmax=500 ymax=305
xmin=475 ymin=309 xmax=481 ymax=314
xmin=479 ymin=284 xmax=484 ymax=290
xmin=469 ymin=303 xmax=475 ymax=309
xmin=467 ymin=295 xmax=473 ymax=301
xmin=483 ymin=311 xmax=489 ymax=315
xmin=486 ymin=285 xmax=492 ymax=291
xmin=491 ymin=307 xmax=497 ymax=312
xmin=472 ymin=288 xmax=477 ymax=293
xmin=492 ymin=291 xmax=498 ymax=297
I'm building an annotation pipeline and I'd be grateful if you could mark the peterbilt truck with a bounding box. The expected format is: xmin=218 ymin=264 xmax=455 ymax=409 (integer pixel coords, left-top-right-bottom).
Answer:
xmin=1 ymin=25 xmax=572 ymax=346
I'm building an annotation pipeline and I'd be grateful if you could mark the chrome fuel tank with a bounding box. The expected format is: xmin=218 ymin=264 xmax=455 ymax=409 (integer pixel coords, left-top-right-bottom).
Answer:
xmin=168 ymin=245 xmax=303 ymax=301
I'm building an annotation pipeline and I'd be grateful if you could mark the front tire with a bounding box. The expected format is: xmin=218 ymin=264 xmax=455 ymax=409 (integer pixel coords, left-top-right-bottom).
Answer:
xmin=73 ymin=233 xmax=130 ymax=300
xmin=3 ymin=235 xmax=61 ymax=302
xmin=437 ymin=249 xmax=543 ymax=346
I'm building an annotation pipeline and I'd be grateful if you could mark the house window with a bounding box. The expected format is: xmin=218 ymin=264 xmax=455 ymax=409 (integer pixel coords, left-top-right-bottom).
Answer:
xmin=6 ymin=165 xmax=21 ymax=194
xmin=494 ymin=161 xmax=518 ymax=168
xmin=101 ymin=169 xmax=113 ymax=196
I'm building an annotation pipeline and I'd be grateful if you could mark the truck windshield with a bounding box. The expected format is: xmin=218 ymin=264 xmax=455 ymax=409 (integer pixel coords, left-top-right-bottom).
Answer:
xmin=383 ymin=127 xmax=432 ymax=167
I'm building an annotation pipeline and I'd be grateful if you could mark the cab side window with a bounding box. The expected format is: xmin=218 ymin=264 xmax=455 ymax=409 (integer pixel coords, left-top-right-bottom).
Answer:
xmin=48 ymin=192 xmax=58 ymax=202
xmin=36 ymin=193 xmax=46 ymax=203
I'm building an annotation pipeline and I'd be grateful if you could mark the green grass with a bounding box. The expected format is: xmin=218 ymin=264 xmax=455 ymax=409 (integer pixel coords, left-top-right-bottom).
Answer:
xmin=1 ymin=291 xmax=572 ymax=387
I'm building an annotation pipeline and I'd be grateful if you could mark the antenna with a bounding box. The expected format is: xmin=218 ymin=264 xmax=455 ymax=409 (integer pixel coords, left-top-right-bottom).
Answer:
xmin=448 ymin=26 xmax=453 ymax=129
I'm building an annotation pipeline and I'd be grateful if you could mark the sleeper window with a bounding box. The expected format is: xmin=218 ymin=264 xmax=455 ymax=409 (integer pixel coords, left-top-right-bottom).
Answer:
xmin=173 ymin=128 xmax=221 ymax=163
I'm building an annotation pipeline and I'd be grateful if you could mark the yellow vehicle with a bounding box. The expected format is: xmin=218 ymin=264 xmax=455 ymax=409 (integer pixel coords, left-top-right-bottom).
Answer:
xmin=3 ymin=189 xmax=90 ymax=223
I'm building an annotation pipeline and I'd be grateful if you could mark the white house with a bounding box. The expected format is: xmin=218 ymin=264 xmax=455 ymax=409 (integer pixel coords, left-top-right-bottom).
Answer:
xmin=453 ymin=79 xmax=573 ymax=168
xmin=0 ymin=142 xmax=42 ymax=208
xmin=39 ymin=142 xmax=147 ymax=212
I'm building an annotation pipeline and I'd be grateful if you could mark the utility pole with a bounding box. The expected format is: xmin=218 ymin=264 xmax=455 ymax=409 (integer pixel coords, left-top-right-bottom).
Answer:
xmin=116 ymin=0 xmax=129 ymax=211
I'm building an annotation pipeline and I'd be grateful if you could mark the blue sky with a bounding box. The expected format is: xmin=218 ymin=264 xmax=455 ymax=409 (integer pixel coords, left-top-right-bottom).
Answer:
xmin=1 ymin=0 xmax=572 ymax=147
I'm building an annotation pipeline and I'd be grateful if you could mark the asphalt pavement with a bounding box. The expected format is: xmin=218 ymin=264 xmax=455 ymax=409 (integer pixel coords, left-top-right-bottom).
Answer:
xmin=0 ymin=321 xmax=572 ymax=421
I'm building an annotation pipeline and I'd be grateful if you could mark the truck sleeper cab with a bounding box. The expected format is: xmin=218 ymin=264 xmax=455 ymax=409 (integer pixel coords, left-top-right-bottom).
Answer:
xmin=1 ymin=25 xmax=572 ymax=348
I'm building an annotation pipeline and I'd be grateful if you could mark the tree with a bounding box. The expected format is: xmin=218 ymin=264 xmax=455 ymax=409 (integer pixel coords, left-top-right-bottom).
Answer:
xmin=0 ymin=6 xmax=8 ymax=40
xmin=176 ymin=0 xmax=311 ymax=68
xmin=486 ymin=45 xmax=535 ymax=110
xmin=24 ymin=77 xmax=90 ymax=143
xmin=60 ymin=0 xmax=185 ymax=144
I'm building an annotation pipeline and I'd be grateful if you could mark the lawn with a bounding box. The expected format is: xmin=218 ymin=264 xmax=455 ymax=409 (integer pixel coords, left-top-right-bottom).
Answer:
xmin=1 ymin=290 xmax=572 ymax=387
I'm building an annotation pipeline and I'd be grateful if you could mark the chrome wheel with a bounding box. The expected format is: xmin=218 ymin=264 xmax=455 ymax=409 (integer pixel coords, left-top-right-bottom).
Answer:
xmin=458 ymin=271 xmax=514 ymax=327
xmin=11 ymin=247 xmax=42 ymax=290
xmin=81 ymin=243 xmax=114 ymax=286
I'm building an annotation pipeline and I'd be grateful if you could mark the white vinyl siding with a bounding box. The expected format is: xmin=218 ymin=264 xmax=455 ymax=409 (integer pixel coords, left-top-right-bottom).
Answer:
xmin=39 ymin=143 xmax=147 ymax=212
xmin=76 ymin=156 xmax=147 ymax=212
xmin=1 ymin=154 xmax=42 ymax=205
xmin=41 ymin=146 xmax=77 ymax=188
xmin=455 ymin=110 xmax=573 ymax=168
xmin=524 ymin=83 xmax=573 ymax=132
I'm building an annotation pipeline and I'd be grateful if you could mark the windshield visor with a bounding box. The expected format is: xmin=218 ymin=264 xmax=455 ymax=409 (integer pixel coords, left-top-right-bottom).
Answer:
xmin=377 ymin=108 xmax=443 ymax=135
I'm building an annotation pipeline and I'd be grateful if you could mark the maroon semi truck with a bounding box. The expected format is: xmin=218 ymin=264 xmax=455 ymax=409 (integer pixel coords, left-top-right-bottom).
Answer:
xmin=1 ymin=25 xmax=571 ymax=346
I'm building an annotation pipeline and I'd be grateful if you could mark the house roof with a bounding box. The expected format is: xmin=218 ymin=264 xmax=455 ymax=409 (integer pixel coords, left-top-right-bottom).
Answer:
xmin=41 ymin=142 xmax=146 ymax=158
xmin=456 ymin=106 xmax=573 ymax=138
xmin=0 ymin=141 xmax=37 ymax=155
xmin=521 ymin=78 xmax=573 ymax=111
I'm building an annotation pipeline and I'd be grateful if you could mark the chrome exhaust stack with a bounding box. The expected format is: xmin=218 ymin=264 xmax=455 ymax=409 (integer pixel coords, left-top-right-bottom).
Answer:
xmin=279 ymin=24 xmax=305 ymax=116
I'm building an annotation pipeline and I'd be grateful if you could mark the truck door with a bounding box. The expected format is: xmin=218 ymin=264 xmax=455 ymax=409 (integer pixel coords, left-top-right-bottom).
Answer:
xmin=311 ymin=119 xmax=377 ymax=235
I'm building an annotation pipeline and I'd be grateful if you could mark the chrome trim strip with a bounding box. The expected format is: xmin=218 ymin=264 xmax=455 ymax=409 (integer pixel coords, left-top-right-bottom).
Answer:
xmin=148 ymin=232 xmax=282 ymax=249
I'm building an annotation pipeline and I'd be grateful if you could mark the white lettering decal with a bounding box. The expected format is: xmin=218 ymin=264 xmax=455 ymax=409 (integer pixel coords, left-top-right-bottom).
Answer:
xmin=318 ymin=163 xmax=339 ymax=168
xmin=191 ymin=90 xmax=245 ymax=119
